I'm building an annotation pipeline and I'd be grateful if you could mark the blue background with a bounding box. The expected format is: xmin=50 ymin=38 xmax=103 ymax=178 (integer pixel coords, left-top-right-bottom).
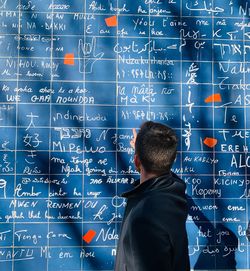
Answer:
xmin=0 ymin=0 xmax=249 ymax=270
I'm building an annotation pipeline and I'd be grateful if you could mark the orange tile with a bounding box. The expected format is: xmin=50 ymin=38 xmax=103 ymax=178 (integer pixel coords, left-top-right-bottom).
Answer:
xmin=82 ymin=229 xmax=96 ymax=244
xmin=64 ymin=53 xmax=74 ymax=65
xmin=204 ymin=137 xmax=218 ymax=148
xmin=105 ymin=16 xmax=117 ymax=27
xmin=205 ymin=93 xmax=222 ymax=103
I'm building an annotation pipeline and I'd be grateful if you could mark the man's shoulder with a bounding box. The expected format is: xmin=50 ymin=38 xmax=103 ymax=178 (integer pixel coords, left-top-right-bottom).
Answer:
xmin=134 ymin=186 xmax=186 ymax=215
xmin=145 ymin=172 xmax=187 ymax=199
xmin=170 ymin=172 xmax=186 ymax=186
xmin=128 ymin=192 xmax=187 ymax=234
xmin=137 ymin=174 xmax=188 ymax=218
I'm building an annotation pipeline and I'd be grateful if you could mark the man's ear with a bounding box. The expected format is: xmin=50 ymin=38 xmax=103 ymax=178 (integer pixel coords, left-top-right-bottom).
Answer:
xmin=134 ymin=154 xmax=141 ymax=173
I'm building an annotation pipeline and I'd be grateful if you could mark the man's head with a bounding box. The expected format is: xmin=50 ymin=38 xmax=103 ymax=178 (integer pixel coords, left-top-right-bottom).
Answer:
xmin=134 ymin=121 xmax=178 ymax=175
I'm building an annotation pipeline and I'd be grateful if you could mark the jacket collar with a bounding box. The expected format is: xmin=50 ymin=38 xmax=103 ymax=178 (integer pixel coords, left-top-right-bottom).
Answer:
xmin=121 ymin=172 xmax=173 ymax=198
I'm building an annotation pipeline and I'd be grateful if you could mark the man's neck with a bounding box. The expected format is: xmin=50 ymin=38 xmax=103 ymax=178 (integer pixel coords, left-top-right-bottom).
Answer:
xmin=140 ymin=171 xmax=158 ymax=184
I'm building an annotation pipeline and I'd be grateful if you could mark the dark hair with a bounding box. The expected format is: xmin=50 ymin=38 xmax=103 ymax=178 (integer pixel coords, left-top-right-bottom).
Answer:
xmin=135 ymin=121 xmax=178 ymax=174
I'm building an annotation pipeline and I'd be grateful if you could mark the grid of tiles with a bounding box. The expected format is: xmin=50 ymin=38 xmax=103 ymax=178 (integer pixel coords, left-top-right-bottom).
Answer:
xmin=0 ymin=0 xmax=249 ymax=270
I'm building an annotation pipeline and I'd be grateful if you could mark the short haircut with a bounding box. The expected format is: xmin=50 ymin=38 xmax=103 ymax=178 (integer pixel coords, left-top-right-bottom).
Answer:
xmin=135 ymin=121 xmax=178 ymax=174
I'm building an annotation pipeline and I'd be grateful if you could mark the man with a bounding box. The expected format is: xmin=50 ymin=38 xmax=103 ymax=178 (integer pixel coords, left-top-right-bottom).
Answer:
xmin=115 ymin=121 xmax=190 ymax=271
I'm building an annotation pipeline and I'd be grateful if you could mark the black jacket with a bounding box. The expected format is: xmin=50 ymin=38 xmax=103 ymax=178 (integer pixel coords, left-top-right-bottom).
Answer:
xmin=115 ymin=172 xmax=190 ymax=271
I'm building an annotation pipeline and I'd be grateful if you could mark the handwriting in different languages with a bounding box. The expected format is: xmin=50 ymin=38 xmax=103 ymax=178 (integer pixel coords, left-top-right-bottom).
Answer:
xmin=0 ymin=0 xmax=249 ymax=270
